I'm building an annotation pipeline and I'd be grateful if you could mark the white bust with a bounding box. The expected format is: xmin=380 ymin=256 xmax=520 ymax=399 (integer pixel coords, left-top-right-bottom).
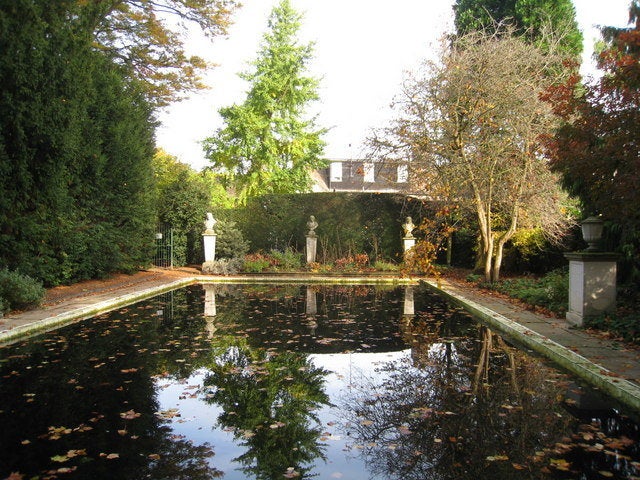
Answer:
xmin=204 ymin=212 xmax=217 ymax=234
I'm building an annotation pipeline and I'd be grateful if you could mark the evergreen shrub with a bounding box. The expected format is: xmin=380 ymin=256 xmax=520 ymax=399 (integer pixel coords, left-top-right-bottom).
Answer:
xmin=0 ymin=269 xmax=46 ymax=312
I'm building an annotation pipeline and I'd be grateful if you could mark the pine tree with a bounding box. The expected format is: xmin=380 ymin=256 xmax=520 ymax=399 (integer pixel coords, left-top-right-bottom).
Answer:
xmin=453 ymin=0 xmax=583 ymax=56
xmin=203 ymin=0 xmax=326 ymax=203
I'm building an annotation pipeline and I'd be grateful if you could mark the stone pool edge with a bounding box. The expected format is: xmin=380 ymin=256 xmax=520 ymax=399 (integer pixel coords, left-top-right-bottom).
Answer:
xmin=0 ymin=275 xmax=418 ymax=345
xmin=0 ymin=277 xmax=197 ymax=345
xmin=3 ymin=274 xmax=639 ymax=413
xmin=424 ymin=279 xmax=640 ymax=413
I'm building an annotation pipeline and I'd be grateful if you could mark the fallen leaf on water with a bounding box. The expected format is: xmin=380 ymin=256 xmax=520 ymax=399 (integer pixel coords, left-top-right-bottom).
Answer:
xmin=120 ymin=410 xmax=141 ymax=420
xmin=283 ymin=467 xmax=300 ymax=478
xmin=486 ymin=455 xmax=509 ymax=461
xmin=55 ymin=467 xmax=77 ymax=474
xmin=100 ymin=453 xmax=120 ymax=460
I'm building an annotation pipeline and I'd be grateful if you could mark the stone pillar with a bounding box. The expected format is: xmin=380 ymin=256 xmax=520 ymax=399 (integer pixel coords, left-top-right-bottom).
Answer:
xmin=403 ymin=237 xmax=416 ymax=256
xmin=202 ymin=212 xmax=217 ymax=271
xmin=564 ymin=252 xmax=618 ymax=327
xmin=203 ymin=284 xmax=217 ymax=317
xmin=306 ymin=286 xmax=317 ymax=315
xmin=403 ymin=286 xmax=415 ymax=317
xmin=305 ymin=215 xmax=318 ymax=264
xmin=203 ymin=234 xmax=217 ymax=262
xmin=306 ymin=236 xmax=317 ymax=264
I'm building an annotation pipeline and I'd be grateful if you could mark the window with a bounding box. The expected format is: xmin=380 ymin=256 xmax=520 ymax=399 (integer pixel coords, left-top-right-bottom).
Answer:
xmin=363 ymin=162 xmax=374 ymax=183
xmin=330 ymin=162 xmax=342 ymax=182
xmin=397 ymin=164 xmax=408 ymax=183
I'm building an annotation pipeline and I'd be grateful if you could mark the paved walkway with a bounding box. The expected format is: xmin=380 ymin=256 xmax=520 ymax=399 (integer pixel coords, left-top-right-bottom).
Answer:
xmin=1 ymin=269 xmax=639 ymax=411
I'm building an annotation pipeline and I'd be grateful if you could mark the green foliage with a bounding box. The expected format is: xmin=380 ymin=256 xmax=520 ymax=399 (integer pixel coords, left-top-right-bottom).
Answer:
xmin=269 ymin=248 xmax=303 ymax=270
xmin=584 ymin=311 xmax=640 ymax=345
xmin=242 ymin=254 xmax=272 ymax=273
xmin=0 ymin=269 xmax=46 ymax=312
xmin=487 ymin=268 xmax=568 ymax=315
xmin=240 ymin=249 xmax=302 ymax=273
xmin=203 ymin=0 xmax=326 ymax=202
xmin=229 ymin=193 xmax=421 ymax=263
xmin=453 ymin=0 xmax=583 ymax=56
xmin=373 ymin=260 xmax=400 ymax=272
xmin=153 ymin=151 xmax=212 ymax=266
xmin=214 ymin=219 xmax=250 ymax=260
xmin=0 ymin=1 xmax=156 ymax=285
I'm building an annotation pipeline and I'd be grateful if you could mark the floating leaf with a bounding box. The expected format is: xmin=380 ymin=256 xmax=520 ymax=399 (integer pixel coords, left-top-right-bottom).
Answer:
xmin=120 ymin=410 xmax=141 ymax=420
xmin=283 ymin=467 xmax=300 ymax=478
xmin=486 ymin=455 xmax=509 ymax=461
xmin=100 ymin=453 xmax=120 ymax=460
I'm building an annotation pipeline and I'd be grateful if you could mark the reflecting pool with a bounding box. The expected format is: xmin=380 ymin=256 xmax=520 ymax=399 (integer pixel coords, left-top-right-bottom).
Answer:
xmin=1 ymin=283 xmax=639 ymax=479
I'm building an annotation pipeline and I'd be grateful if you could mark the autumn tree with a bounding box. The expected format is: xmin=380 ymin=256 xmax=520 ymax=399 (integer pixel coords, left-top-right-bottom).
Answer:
xmin=545 ymin=1 xmax=640 ymax=277
xmin=453 ymin=0 xmax=583 ymax=56
xmin=368 ymin=29 xmax=574 ymax=282
xmin=80 ymin=0 xmax=239 ymax=107
xmin=202 ymin=0 xmax=326 ymax=204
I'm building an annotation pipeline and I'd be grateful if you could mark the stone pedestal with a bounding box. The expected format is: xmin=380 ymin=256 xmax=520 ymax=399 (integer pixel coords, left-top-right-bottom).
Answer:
xmin=306 ymin=235 xmax=317 ymax=264
xmin=203 ymin=233 xmax=217 ymax=263
xmin=403 ymin=286 xmax=415 ymax=316
xmin=564 ymin=252 xmax=618 ymax=327
xmin=203 ymin=284 xmax=217 ymax=317
xmin=306 ymin=287 xmax=317 ymax=315
xmin=403 ymin=237 xmax=415 ymax=260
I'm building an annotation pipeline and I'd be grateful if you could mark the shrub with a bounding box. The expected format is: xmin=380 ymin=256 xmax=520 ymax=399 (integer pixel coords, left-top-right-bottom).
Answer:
xmin=0 ymin=269 xmax=46 ymax=312
xmin=373 ymin=260 xmax=399 ymax=272
xmin=215 ymin=219 xmax=250 ymax=260
xmin=202 ymin=258 xmax=242 ymax=275
xmin=269 ymin=248 xmax=303 ymax=271
xmin=242 ymin=254 xmax=271 ymax=273
xmin=490 ymin=268 xmax=568 ymax=315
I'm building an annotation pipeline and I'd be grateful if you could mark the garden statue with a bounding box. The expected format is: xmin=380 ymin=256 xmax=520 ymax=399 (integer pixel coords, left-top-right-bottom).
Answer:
xmin=402 ymin=216 xmax=415 ymax=238
xmin=204 ymin=212 xmax=217 ymax=234
xmin=307 ymin=215 xmax=318 ymax=237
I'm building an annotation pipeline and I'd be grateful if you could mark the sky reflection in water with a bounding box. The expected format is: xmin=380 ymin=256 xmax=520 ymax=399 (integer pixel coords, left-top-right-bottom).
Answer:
xmin=1 ymin=283 xmax=639 ymax=480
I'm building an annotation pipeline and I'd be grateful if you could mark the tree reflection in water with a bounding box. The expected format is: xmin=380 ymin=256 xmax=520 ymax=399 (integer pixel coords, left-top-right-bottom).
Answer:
xmin=338 ymin=320 xmax=577 ymax=479
xmin=201 ymin=336 xmax=331 ymax=479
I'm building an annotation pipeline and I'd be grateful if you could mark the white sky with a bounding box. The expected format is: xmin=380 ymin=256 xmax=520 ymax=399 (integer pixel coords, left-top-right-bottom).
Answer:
xmin=156 ymin=0 xmax=634 ymax=171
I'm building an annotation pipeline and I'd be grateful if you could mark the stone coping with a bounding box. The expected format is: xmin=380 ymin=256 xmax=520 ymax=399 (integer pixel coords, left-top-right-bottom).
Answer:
xmin=2 ymin=274 xmax=640 ymax=414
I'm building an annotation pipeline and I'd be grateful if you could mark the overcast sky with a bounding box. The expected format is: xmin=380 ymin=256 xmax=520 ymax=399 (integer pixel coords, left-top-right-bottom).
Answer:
xmin=156 ymin=0 xmax=634 ymax=171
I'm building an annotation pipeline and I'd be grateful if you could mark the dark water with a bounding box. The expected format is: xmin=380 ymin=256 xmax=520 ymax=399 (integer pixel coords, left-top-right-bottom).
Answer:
xmin=1 ymin=283 xmax=639 ymax=480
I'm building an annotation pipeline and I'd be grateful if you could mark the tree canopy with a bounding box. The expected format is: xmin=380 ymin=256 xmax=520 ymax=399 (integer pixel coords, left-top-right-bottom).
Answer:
xmin=0 ymin=0 xmax=156 ymax=285
xmin=203 ymin=0 xmax=326 ymax=204
xmin=453 ymin=0 xmax=583 ymax=56
xmin=82 ymin=0 xmax=239 ymax=107
xmin=368 ymin=28 xmax=574 ymax=282
xmin=544 ymin=1 xmax=640 ymax=278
